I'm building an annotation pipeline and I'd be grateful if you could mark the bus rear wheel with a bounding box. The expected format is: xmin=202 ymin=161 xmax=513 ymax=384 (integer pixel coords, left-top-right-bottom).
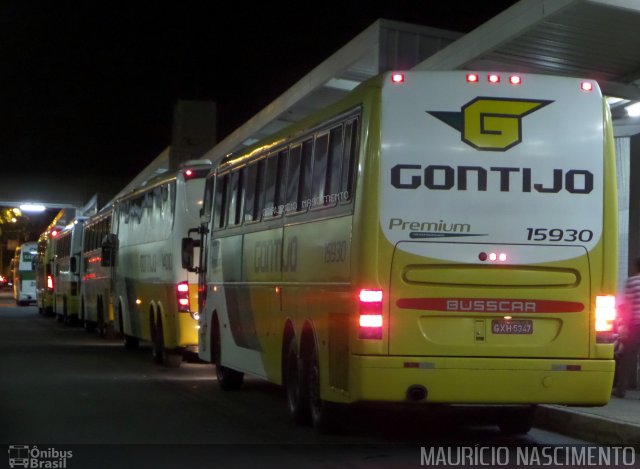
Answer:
xmin=285 ymin=340 xmax=310 ymax=425
xmin=497 ymin=405 xmax=537 ymax=435
xmin=213 ymin=317 xmax=243 ymax=390
xmin=152 ymin=316 xmax=182 ymax=368
xmin=308 ymin=343 xmax=339 ymax=433
xmin=120 ymin=307 xmax=139 ymax=350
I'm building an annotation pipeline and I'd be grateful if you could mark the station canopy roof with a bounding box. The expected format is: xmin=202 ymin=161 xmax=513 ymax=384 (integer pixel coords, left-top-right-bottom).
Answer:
xmin=129 ymin=0 xmax=640 ymax=192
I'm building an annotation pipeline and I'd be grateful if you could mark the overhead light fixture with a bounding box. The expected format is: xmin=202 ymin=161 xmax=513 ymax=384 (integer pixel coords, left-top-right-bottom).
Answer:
xmin=19 ymin=204 xmax=46 ymax=213
xmin=626 ymin=102 xmax=640 ymax=117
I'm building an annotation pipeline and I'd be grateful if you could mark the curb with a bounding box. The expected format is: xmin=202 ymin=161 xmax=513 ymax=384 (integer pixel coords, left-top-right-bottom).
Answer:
xmin=535 ymin=405 xmax=640 ymax=447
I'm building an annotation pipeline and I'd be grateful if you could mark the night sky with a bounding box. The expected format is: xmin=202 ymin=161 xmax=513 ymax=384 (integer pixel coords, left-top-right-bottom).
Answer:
xmin=0 ymin=1 xmax=518 ymax=187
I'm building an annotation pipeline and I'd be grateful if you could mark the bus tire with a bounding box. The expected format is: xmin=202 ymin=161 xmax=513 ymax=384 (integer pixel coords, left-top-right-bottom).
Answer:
xmin=124 ymin=335 xmax=139 ymax=350
xmin=95 ymin=299 xmax=106 ymax=337
xmin=151 ymin=314 xmax=163 ymax=364
xmin=308 ymin=343 xmax=339 ymax=433
xmin=498 ymin=404 xmax=537 ymax=435
xmin=164 ymin=351 xmax=183 ymax=368
xmin=152 ymin=315 xmax=182 ymax=368
xmin=213 ymin=316 xmax=243 ymax=390
xmin=285 ymin=339 xmax=310 ymax=425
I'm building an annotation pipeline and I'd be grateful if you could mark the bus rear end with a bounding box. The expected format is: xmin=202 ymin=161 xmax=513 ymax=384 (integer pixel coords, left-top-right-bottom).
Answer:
xmin=354 ymin=71 xmax=617 ymax=408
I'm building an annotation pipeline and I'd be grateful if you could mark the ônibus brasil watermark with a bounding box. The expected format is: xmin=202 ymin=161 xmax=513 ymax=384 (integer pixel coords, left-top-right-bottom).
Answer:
xmin=420 ymin=446 xmax=637 ymax=467
xmin=7 ymin=445 xmax=73 ymax=468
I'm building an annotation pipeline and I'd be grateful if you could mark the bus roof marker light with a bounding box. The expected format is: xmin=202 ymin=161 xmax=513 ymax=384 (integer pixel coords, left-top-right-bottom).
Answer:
xmin=581 ymin=81 xmax=593 ymax=92
xmin=488 ymin=74 xmax=500 ymax=84
xmin=509 ymin=75 xmax=522 ymax=85
xmin=391 ymin=73 xmax=405 ymax=84
xmin=466 ymin=73 xmax=479 ymax=83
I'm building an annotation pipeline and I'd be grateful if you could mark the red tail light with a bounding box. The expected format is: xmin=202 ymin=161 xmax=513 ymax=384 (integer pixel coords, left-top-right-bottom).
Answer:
xmin=47 ymin=275 xmax=54 ymax=291
xmin=466 ymin=73 xmax=479 ymax=83
xmin=359 ymin=289 xmax=383 ymax=339
xmin=391 ymin=73 xmax=405 ymax=84
xmin=177 ymin=281 xmax=190 ymax=312
xmin=595 ymin=295 xmax=616 ymax=343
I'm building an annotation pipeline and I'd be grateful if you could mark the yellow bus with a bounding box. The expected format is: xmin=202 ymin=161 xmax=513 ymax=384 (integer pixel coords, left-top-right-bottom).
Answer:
xmin=184 ymin=71 xmax=618 ymax=433
xmin=36 ymin=211 xmax=65 ymax=316
xmin=11 ymin=241 xmax=38 ymax=306
xmin=53 ymin=218 xmax=87 ymax=324
xmin=104 ymin=160 xmax=210 ymax=367
xmin=80 ymin=207 xmax=114 ymax=335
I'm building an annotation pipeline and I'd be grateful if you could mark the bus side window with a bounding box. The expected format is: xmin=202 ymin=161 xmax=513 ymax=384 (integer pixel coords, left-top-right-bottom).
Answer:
xmin=276 ymin=149 xmax=287 ymax=213
xmin=299 ymin=139 xmax=313 ymax=211
xmin=254 ymin=159 xmax=266 ymax=222
xmin=327 ymin=125 xmax=344 ymax=200
xmin=227 ymin=169 xmax=244 ymax=227
xmin=213 ymin=173 xmax=229 ymax=230
xmin=341 ymin=118 xmax=359 ymax=202
xmin=202 ymin=177 xmax=215 ymax=222
xmin=285 ymin=145 xmax=301 ymax=213
xmin=263 ymin=151 xmax=285 ymax=218
xmin=244 ymin=163 xmax=258 ymax=223
xmin=311 ymin=133 xmax=329 ymax=207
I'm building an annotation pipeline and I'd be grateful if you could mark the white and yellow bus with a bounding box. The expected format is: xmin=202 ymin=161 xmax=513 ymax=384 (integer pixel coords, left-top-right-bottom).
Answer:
xmin=185 ymin=71 xmax=618 ymax=433
xmin=104 ymin=160 xmax=210 ymax=367
xmin=11 ymin=241 xmax=38 ymax=306
xmin=36 ymin=211 xmax=65 ymax=316
xmin=80 ymin=207 xmax=113 ymax=335
xmin=53 ymin=217 xmax=87 ymax=324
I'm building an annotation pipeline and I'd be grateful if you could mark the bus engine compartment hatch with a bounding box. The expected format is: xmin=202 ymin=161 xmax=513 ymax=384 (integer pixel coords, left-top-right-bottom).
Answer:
xmin=388 ymin=242 xmax=591 ymax=359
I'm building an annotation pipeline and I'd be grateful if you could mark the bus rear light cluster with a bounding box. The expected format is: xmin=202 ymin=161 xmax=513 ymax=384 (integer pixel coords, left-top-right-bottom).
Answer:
xmin=177 ymin=281 xmax=190 ymax=312
xmin=595 ymin=295 xmax=616 ymax=343
xmin=359 ymin=289 xmax=383 ymax=339
xmin=466 ymin=73 xmax=522 ymax=85
xmin=478 ymin=252 xmax=508 ymax=262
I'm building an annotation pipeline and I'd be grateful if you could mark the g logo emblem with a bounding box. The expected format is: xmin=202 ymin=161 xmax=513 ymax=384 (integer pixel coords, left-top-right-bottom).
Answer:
xmin=428 ymin=97 xmax=552 ymax=151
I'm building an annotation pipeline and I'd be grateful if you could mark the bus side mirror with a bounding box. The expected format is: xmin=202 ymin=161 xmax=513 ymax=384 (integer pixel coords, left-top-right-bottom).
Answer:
xmin=101 ymin=234 xmax=118 ymax=267
xmin=181 ymin=237 xmax=199 ymax=273
xmin=70 ymin=256 xmax=78 ymax=274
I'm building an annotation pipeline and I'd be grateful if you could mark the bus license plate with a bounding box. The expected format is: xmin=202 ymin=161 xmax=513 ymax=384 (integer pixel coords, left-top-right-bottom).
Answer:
xmin=491 ymin=319 xmax=533 ymax=335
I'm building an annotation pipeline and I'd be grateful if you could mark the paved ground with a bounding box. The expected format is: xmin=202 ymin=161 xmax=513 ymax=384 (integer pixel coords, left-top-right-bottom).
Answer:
xmin=537 ymin=390 xmax=640 ymax=447
xmin=1 ymin=292 xmax=636 ymax=468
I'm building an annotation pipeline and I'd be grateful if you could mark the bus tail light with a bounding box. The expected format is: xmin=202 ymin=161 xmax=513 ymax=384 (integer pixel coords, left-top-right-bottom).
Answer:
xmin=391 ymin=73 xmax=405 ymax=84
xmin=595 ymin=295 xmax=616 ymax=343
xmin=466 ymin=73 xmax=479 ymax=83
xmin=509 ymin=75 xmax=522 ymax=85
xmin=177 ymin=281 xmax=190 ymax=312
xmin=47 ymin=275 xmax=54 ymax=291
xmin=359 ymin=289 xmax=383 ymax=339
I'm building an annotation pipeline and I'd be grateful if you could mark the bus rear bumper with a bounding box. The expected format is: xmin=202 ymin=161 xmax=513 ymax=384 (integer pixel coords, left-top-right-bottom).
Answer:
xmin=350 ymin=355 xmax=614 ymax=406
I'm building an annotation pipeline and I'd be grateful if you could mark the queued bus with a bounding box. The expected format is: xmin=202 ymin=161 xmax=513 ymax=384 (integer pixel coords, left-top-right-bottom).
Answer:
xmin=52 ymin=217 xmax=87 ymax=324
xmin=81 ymin=207 xmax=113 ymax=335
xmin=11 ymin=241 xmax=38 ymax=306
xmin=36 ymin=211 xmax=65 ymax=315
xmin=183 ymin=71 xmax=618 ymax=433
xmin=102 ymin=159 xmax=210 ymax=367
